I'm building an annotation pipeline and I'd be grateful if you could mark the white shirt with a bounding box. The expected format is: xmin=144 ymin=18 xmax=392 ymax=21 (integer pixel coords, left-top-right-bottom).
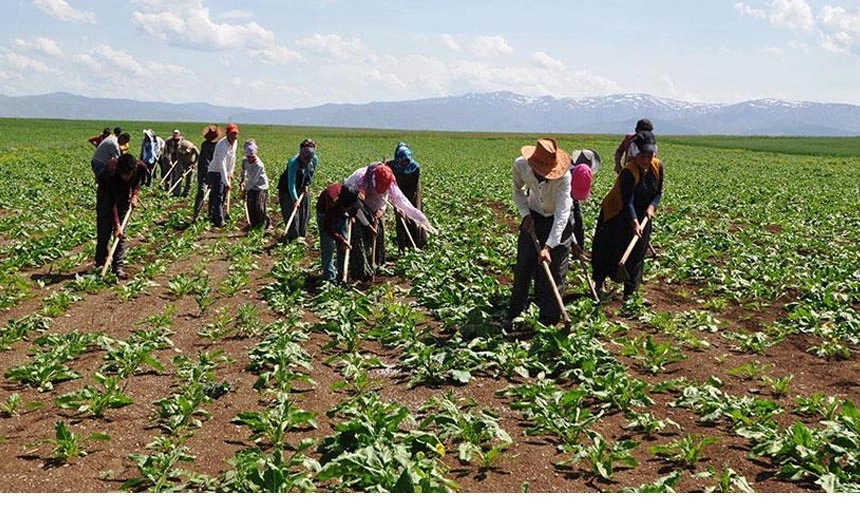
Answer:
xmin=512 ymin=156 xmax=572 ymax=248
xmin=207 ymin=137 xmax=237 ymax=186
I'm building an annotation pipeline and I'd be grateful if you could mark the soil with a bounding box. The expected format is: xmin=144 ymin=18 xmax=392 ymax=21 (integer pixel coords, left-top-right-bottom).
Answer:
xmin=0 ymin=213 xmax=858 ymax=494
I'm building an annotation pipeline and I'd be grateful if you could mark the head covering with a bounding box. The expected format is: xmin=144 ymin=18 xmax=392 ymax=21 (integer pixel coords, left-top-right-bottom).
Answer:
xmin=633 ymin=131 xmax=658 ymax=155
xmin=243 ymin=139 xmax=258 ymax=157
xmin=202 ymin=124 xmax=222 ymax=141
xmin=635 ymin=118 xmax=654 ymax=132
xmin=102 ymin=128 xmax=111 ymax=136
xmin=571 ymin=163 xmax=593 ymax=201
xmin=172 ymin=129 xmax=181 ymax=137
xmin=179 ymin=139 xmax=196 ymax=153
xmin=117 ymin=153 xmax=137 ymax=173
xmin=393 ymin=141 xmax=419 ymax=174
xmin=113 ymin=126 xmax=123 ymax=136
xmin=300 ymin=138 xmax=316 ymax=149
xmin=373 ymin=163 xmax=395 ymax=193
xmin=521 ymin=138 xmax=570 ymax=180
xmin=226 ymin=123 xmax=239 ymax=134
xmin=570 ymin=149 xmax=602 ymax=175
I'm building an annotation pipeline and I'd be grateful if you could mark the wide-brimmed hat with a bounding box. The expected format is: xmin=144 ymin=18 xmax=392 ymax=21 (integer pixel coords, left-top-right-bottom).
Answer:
xmin=201 ymin=124 xmax=222 ymax=141
xmin=571 ymin=148 xmax=602 ymax=175
xmin=521 ymin=138 xmax=570 ymax=180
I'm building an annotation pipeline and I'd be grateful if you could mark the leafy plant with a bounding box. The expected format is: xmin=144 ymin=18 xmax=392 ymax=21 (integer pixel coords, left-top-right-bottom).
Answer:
xmin=650 ymin=434 xmax=719 ymax=469
xmin=557 ymin=431 xmax=638 ymax=481
xmin=27 ymin=421 xmax=110 ymax=464
xmin=55 ymin=372 xmax=134 ymax=417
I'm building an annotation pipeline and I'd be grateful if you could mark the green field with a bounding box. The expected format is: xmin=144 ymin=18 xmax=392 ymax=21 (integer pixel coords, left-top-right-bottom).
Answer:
xmin=0 ymin=118 xmax=859 ymax=492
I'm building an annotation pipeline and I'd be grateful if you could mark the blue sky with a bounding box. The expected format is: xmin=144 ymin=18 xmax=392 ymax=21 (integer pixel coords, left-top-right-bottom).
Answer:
xmin=2 ymin=0 xmax=859 ymax=109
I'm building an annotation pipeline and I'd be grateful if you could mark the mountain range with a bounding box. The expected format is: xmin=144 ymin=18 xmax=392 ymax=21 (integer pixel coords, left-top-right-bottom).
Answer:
xmin=1 ymin=91 xmax=859 ymax=136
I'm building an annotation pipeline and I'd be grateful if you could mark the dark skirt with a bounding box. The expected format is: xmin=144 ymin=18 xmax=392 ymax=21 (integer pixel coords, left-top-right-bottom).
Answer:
xmin=590 ymin=210 xmax=652 ymax=294
xmin=393 ymin=170 xmax=427 ymax=249
xmin=348 ymin=218 xmax=385 ymax=282
xmin=246 ymin=189 xmax=269 ymax=229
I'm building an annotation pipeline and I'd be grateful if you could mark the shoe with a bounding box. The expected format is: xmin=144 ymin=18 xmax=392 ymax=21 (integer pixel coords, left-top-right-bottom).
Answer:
xmin=114 ymin=268 xmax=129 ymax=280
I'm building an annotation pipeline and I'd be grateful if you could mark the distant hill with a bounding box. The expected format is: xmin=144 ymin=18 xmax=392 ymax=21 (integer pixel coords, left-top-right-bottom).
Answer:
xmin=1 ymin=91 xmax=859 ymax=136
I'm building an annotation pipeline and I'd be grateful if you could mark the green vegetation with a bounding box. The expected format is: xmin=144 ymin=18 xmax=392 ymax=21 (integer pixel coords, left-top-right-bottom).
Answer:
xmin=0 ymin=118 xmax=859 ymax=492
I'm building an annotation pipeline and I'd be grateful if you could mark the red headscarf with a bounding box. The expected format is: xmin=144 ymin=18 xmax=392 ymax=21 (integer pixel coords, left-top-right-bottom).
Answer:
xmin=373 ymin=163 xmax=394 ymax=194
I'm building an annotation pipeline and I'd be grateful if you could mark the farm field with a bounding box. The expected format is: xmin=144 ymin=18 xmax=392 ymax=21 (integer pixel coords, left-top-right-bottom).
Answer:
xmin=0 ymin=118 xmax=859 ymax=493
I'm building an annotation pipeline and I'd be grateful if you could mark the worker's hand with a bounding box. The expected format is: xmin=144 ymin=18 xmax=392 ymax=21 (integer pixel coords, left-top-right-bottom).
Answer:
xmin=522 ymin=214 xmax=534 ymax=234
xmin=131 ymin=194 xmax=139 ymax=208
xmin=539 ymin=245 xmax=552 ymax=264
xmin=646 ymin=205 xmax=656 ymax=219
xmin=114 ymin=227 xmax=124 ymax=239
xmin=632 ymin=220 xmax=643 ymax=238
xmin=374 ymin=209 xmax=384 ymax=219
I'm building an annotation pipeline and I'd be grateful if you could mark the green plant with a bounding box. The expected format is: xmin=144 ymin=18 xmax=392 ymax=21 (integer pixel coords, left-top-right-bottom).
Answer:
xmin=557 ymin=431 xmax=638 ymax=481
xmin=623 ymin=411 xmax=680 ymax=437
xmin=55 ymin=372 xmax=134 ymax=417
xmin=124 ymin=435 xmax=196 ymax=492
xmin=761 ymin=374 xmax=794 ymax=397
xmin=418 ymin=391 xmax=512 ymax=469
xmin=726 ymin=360 xmax=773 ymax=381
xmin=695 ymin=464 xmax=755 ymax=493
xmin=650 ymin=434 xmax=719 ymax=469
xmin=28 ymin=421 xmax=110 ymax=464
xmin=231 ymin=393 xmax=317 ymax=447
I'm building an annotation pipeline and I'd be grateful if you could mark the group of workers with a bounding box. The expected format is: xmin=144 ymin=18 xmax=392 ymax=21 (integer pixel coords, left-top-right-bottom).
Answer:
xmin=87 ymin=118 xmax=663 ymax=330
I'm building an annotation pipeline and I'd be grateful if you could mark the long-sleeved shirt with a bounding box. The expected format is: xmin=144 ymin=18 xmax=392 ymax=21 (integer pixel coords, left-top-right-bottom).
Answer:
xmin=316 ymin=182 xmax=349 ymax=244
xmin=278 ymin=154 xmax=318 ymax=200
xmin=97 ymin=159 xmax=142 ymax=229
xmin=207 ymin=137 xmax=237 ymax=186
xmin=512 ymin=156 xmax=572 ymax=248
xmin=91 ymin=136 xmax=120 ymax=166
xmin=342 ymin=163 xmax=435 ymax=232
xmin=241 ymin=157 xmax=269 ymax=191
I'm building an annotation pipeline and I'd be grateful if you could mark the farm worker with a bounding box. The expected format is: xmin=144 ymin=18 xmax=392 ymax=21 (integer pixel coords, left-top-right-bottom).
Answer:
xmin=506 ymin=137 xmax=573 ymax=329
xmin=163 ymin=129 xmax=184 ymax=193
xmin=388 ymin=141 xmax=428 ymax=250
xmin=591 ymin=131 xmax=663 ymax=303
xmin=315 ymin=182 xmax=362 ymax=282
xmin=139 ymin=129 xmax=164 ymax=187
xmin=193 ymin=124 xmax=222 ymax=221
xmin=176 ymin=139 xmax=199 ymax=197
xmin=91 ymin=132 xmax=130 ymax=182
xmin=342 ymin=162 xmax=436 ymax=282
xmin=95 ymin=153 xmax=142 ymax=280
xmin=277 ymin=138 xmax=318 ymax=242
xmin=207 ymin=123 xmax=239 ymax=228
xmin=88 ymin=128 xmax=110 ymax=148
xmin=568 ymin=149 xmax=601 ymax=260
xmin=239 ymin=139 xmax=271 ymax=230
xmin=614 ymin=118 xmax=654 ymax=174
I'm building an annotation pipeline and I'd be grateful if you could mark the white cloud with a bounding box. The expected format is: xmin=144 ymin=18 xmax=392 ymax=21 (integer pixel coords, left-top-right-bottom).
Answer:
xmin=769 ymin=0 xmax=815 ymax=33
xmin=440 ymin=34 xmax=462 ymax=52
xmin=739 ymin=1 xmax=860 ymax=58
xmin=12 ymin=37 xmax=63 ymax=57
xmin=219 ymin=10 xmax=255 ymax=21
xmin=33 ymin=0 xmax=95 ymax=23
xmin=73 ymin=47 xmax=190 ymax=81
xmin=248 ymin=46 xmax=303 ymax=65
xmin=294 ymin=34 xmax=365 ymax=60
xmin=0 ymin=50 xmax=56 ymax=74
xmin=131 ymin=0 xmax=276 ymax=51
xmin=734 ymin=2 xmax=766 ymax=18
xmin=530 ymin=51 xmax=565 ymax=71
xmin=469 ymin=35 xmax=514 ymax=58
xmin=818 ymin=6 xmax=860 ymax=55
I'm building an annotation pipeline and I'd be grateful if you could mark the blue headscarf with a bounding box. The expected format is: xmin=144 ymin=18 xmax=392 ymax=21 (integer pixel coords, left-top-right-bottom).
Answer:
xmin=392 ymin=141 xmax=419 ymax=175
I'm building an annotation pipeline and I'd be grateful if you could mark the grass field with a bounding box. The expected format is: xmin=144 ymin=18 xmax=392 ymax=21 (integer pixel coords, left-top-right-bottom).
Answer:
xmin=0 ymin=118 xmax=858 ymax=492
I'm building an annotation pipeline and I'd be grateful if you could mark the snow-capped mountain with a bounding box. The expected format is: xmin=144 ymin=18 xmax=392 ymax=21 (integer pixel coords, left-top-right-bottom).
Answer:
xmin=1 ymin=91 xmax=858 ymax=135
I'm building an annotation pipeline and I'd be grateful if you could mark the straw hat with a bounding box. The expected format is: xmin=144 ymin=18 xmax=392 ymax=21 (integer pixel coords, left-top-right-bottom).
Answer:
xmin=201 ymin=124 xmax=223 ymax=141
xmin=571 ymin=148 xmax=602 ymax=175
xmin=521 ymin=138 xmax=570 ymax=180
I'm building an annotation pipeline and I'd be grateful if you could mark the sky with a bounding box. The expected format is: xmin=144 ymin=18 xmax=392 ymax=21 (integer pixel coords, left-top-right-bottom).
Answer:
xmin=1 ymin=0 xmax=859 ymax=110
